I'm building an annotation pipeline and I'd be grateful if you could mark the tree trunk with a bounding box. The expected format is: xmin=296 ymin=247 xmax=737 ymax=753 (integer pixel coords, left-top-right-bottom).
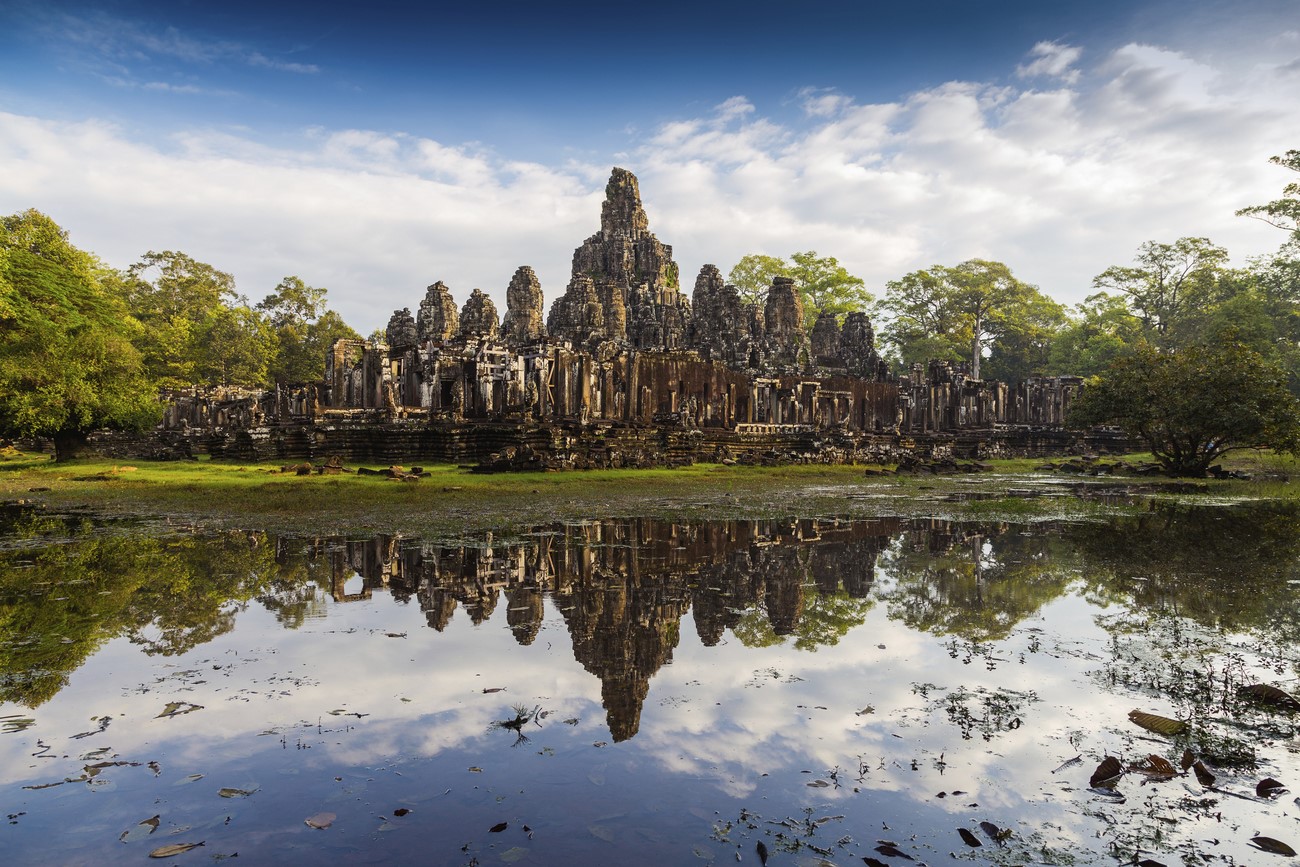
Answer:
xmin=52 ymin=429 xmax=91 ymax=462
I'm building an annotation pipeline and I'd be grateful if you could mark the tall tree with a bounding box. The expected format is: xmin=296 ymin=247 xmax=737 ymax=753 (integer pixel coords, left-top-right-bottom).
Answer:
xmin=0 ymin=210 xmax=159 ymax=460
xmin=121 ymin=250 xmax=247 ymax=388
xmin=1091 ymin=238 xmax=1228 ymax=340
xmin=880 ymin=259 xmax=1058 ymax=381
xmin=727 ymin=251 xmax=871 ymax=329
xmin=1047 ymin=292 xmax=1144 ymax=378
xmin=257 ymin=276 xmax=360 ymax=384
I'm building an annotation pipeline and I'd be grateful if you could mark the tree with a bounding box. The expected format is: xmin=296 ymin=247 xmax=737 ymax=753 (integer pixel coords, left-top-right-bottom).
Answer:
xmin=727 ymin=251 xmax=871 ymax=329
xmin=880 ymin=259 xmax=1059 ymax=380
xmin=1047 ymin=293 xmax=1144 ymax=377
xmin=1068 ymin=335 xmax=1300 ymax=476
xmin=1092 ymin=238 xmax=1228 ymax=340
xmin=0 ymin=210 xmax=159 ymax=460
xmin=257 ymin=276 xmax=361 ymax=383
xmin=1236 ymin=149 xmax=1300 ymax=238
xmin=121 ymin=251 xmax=241 ymax=388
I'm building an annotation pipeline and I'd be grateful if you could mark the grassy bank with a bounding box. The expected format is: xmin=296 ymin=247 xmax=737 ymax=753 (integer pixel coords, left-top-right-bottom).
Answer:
xmin=1 ymin=449 xmax=1295 ymax=537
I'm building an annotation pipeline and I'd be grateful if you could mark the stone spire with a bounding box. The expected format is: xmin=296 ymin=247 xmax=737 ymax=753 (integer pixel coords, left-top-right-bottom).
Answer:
xmin=459 ymin=288 xmax=499 ymax=339
xmin=600 ymin=167 xmax=650 ymax=237
xmin=501 ymin=266 xmax=546 ymax=346
xmin=417 ymin=281 xmax=459 ymax=344
xmin=385 ymin=307 xmax=417 ymax=350
xmin=549 ymin=167 xmax=688 ymax=350
xmin=763 ymin=277 xmax=811 ymax=368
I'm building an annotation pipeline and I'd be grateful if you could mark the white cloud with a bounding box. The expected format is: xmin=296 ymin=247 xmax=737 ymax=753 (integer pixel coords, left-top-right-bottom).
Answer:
xmin=0 ymin=36 xmax=1294 ymax=335
xmin=1016 ymin=41 xmax=1083 ymax=84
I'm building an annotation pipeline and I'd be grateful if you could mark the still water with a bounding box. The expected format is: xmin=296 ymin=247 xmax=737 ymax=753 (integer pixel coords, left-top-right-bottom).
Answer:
xmin=2 ymin=503 xmax=1300 ymax=865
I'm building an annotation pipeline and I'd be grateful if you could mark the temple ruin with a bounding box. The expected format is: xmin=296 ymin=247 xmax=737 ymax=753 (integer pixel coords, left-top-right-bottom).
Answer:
xmin=159 ymin=168 xmax=1104 ymax=466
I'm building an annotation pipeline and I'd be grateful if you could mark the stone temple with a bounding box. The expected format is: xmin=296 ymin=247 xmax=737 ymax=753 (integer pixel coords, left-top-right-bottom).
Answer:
xmin=160 ymin=168 xmax=1094 ymax=467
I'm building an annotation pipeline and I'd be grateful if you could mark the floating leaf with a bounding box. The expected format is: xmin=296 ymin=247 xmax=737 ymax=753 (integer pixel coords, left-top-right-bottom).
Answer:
xmin=1136 ymin=860 xmax=1168 ymax=867
xmin=806 ymin=779 xmax=830 ymax=788
xmin=1127 ymin=709 xmax=1187 ymax=736
xmin=482 ymin=687 xmax=506 ymax=694
xmin=1251 ymin=836 xmax=1298 ymax=856
xmin=757 ymin=840 xmax=769 ymax=865
xmin=468 ymin=766 xmax=483 ymax=773
xmin=156 ymin=702 xmax=203 ymax=719
xmin=305 ymin=812 xmax=336 ymax=829
xmin=958 ymin=828 xmax=982 ymax=847
xmin=1132 ymin=754 xmax=1178 ymax=777
xmin=174 ymin=774 xmax=203 ymax=786
xmin=393 ymin=808 xmax=410 ymax=817
xmin=1090 ymin=756 xmax=1123 ymax=788
xmin=874 ymin=843 xmax=913 ymax=860
xmin=1 ymin=716 xmax=36 ymax=734
xmin=1180 ymin=749 xmax=1195 ymax=771
xmin=1258 ymin=777 xmax=1288 ymax=798
xmin=148 ymin=841 xmax=204 ymax=858
xmin=218 ymin=787 xmax=256 ymax=798
xmin=1051 ymin=755 xmax=1081 ymax=774
xmin=1192 ymin=760 xmax=1216 ymax=788
xmin=1239 ymin=684 xmax=1300 ymax=710
xmin=490 ymin=821 xmax=508 ymax=833
xmin=119 ymin=815 xmax=160 ymax=843
xmin=863 ymin=860 xmax=890 ymax=867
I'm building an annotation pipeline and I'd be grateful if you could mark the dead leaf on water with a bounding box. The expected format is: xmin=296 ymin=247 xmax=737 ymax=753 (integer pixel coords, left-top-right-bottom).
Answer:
xmin=1131 ymin=754 xmax=1178 ymax=778
xmin=482 ymin=687 xmax=506 ymax=694
xmin=1192 ymin=760 xmax=1216 ymax=788
xmin=1127 ymin=709 xmax=1187 ymax=736
xmin=156 ymin=702 xmax=203 ymax=719
xmin=1090 ymin=756 xmax=1123 ymax=788
xmin=305 ymin=812 xmax=336 ymax=829
xmin=1258 ymin=777 xmax=1288 ymax=798
xmin=1180 ymin=749 xmax=1195 ymax=771
xmin=468 ymin=766 xmax=483 ymax=773
xmin=218 ymin=787 xmax=257 ymax=798
xmin=1238 ymin=684 xmax=1300 ymax=710
xmin=392 ymin=808 xmax=410 ymax=817
xmin=119 ymin=814 xmax=160 ymax=842
xmin=806 ymin=779 xmax=830 ymax=788
xmin=1251 ymin=836 xmax=1298 ymax=856
xmin=148 ymin=841 xmax=204 ymax=858
xmin=958 ymin=828 xmax=982 ymax=847
xmin=757 ymin=839 xmax=769 ymax=865
xmin=173 ymin=774 xmax=204 ymax=786
xmin=490 ymin=821 xmax=508 ymax=833
xmin=1 ymin=715 xmax=35 ymax=734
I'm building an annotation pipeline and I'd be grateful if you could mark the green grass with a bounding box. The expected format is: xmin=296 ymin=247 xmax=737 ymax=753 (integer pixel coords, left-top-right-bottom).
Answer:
xmin=2 ymin=448 xmax=1296 ymax=538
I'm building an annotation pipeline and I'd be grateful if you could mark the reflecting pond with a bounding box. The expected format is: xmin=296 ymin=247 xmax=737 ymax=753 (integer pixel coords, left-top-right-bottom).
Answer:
xmin=3 ymin=503 xmax=1300 ymax=865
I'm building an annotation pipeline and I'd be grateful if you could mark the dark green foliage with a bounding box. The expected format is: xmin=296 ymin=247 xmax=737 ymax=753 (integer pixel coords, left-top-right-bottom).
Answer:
xmin=0 ymin=210 xmax=160 ymax=459
xmin=1069 ymin=336 xmax=1300 ymax=476
xmin=257 ymin=276 xmax=361 ymax=384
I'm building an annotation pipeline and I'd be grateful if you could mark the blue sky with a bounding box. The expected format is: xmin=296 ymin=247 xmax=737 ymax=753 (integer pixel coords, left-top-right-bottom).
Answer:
xmin=2 ymin=0 xmax=1298 ymax=332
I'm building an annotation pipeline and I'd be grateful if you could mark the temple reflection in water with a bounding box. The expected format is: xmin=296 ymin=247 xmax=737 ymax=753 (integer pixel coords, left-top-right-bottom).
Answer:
xmin=291 ymin=517 xmax=1004 ymax=741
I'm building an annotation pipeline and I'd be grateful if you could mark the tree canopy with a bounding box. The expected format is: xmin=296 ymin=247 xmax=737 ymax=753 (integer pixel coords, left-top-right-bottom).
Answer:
xmin=258 ymin=276 xmax=361 ymax=384
xmin=879 ymin=259 xmax=1063 ymax=381
xmin=0 ymin=210 xmax=159 ymax=460
xmin=1236 ymin=149 xmax=1300 ymax=238
xmin=1068 ymin=334 xmax=1300 ymax=476
xmin=727 ymin=251 xmax=872 ymax=329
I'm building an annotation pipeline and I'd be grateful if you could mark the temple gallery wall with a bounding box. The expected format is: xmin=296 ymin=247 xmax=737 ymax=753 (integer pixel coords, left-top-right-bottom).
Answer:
xmin=152 ymin=168 xmax=1112 ymax=468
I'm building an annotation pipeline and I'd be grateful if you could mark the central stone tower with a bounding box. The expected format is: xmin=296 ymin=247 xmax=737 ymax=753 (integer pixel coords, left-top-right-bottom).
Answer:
xmin=546 ymin=168 xmax=689 ymax=351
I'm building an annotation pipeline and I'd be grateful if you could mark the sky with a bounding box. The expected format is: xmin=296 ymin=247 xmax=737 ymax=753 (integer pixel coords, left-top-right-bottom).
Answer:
xmin=1 ymin=0 xmax=1298 ymax=334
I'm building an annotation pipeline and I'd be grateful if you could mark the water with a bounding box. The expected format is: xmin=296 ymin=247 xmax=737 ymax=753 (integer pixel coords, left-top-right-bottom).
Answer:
xmin=2 ymin=503 xmax=1299 ymax=865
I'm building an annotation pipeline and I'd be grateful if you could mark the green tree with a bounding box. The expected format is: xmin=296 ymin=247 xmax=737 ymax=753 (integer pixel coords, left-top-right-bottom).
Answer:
xmin=1236 ymin=149 xmax=1300 ymax=238
xmin=0 ymin=210 xmax=159 ymax=460
xmin=727 ymin=251 xmax=871 ymax=329
xmin=1047 ymin=293 xmax=1144 ymax=377
xmin=1068 ymin=335 xmax=1300 ymax=476
xmin=122 ymin=251 xmax=240 ymax=388
xmin=1092 ymin=238 xmax=1228 ymax=341
xmin=200 ymin=304 xmax=278 ymax=387
xmin=880 ymin=259 xmax=1059 ymax=380
xmin=257 ymin=276 xmax=360 ymax=383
